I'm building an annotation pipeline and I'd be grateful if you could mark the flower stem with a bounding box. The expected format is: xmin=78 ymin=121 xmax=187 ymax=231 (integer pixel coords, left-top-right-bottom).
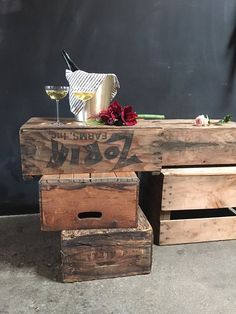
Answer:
xmin=137 ymin=114 xmax=165 ymax=120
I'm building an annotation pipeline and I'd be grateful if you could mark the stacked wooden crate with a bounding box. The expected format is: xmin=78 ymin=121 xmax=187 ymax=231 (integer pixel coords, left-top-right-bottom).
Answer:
xmin=140 ymin=120 xmax=236 ymax=245
xmin=20 ymin=117 xmax=236 ymax=266
xmin=20 ymin=118 xmax=154 ymax=282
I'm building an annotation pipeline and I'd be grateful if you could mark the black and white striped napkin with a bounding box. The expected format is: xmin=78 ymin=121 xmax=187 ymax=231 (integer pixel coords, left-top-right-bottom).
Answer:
xmin=66 ymin=69 xmax=120 ymax=116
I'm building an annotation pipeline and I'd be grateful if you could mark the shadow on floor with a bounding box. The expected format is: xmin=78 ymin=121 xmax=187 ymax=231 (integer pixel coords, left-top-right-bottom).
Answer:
xmin=0 ymin=214 xmax=61 ymax=281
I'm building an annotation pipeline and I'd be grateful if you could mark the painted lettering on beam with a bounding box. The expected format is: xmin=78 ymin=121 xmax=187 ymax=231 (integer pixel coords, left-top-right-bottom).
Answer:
xmin=47 ymin=132 xmax=142 ymax=169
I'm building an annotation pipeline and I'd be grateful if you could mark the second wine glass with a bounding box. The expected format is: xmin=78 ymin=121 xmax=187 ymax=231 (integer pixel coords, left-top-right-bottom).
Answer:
xmin=73 ymin=90 xmax=95 ymax=125
xmin=45 ymin=86 xmax=69 ymax=126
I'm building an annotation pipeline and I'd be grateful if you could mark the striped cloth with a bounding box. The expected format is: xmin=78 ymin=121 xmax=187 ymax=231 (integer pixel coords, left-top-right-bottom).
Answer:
xmin=66 ymin=69 xmax=120 ymax=116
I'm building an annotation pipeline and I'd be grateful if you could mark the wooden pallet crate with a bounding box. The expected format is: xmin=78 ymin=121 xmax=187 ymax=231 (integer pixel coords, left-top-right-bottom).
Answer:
xmin=39 ymin=171 xmax=139 ymax=231
xmin=61 ymin=207 xmax=153 ymax=282
xmin=140 ymin=167 xmax=236 ymax=245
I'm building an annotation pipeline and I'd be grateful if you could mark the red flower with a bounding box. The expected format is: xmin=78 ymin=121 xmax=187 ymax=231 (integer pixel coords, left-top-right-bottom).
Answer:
xmin=122 ymin=105 xmax=138 ymax=126
xmin=108 ymin=100 xmax=122 ymax=121
xmin=99 ymin=101 xmax=137 ymax=126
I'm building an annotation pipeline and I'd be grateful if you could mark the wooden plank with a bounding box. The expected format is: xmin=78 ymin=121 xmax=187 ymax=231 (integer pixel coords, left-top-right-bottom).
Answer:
xmin=161 ymin=167 xmax=236 ymax=210
xmin=39 ymin=171 xmax=139 ymax=230
xmin=161 ymin=123 xmax=236 ymax=166
xmin=162 ymin=166 xmax=236 ymax=176
xmin=61 ymin=207 xmax=153 ymax=282
xmin=73 ymin=173 xmax=90 ymax=183
xmin=159 ymin=216 xmax=236 ymax=245
xmin=20 ymin=118 xmax=163 ymax=176
xmin=115 ymin=171 xmax=139 ymax=182
xmin=91 ymin=172 xmax=117 ymax=182
xmin=59 ymin=174 xmax=73 ymax=183
xmin=39 ymin=174 xmax=60 ymax=184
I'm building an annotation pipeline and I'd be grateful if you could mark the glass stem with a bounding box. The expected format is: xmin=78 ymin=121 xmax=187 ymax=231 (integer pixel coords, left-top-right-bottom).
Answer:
xmin=56 ymin=100 xmax=60 ymax=124
xmin=82 ymin=103 xmax=86 ymax=124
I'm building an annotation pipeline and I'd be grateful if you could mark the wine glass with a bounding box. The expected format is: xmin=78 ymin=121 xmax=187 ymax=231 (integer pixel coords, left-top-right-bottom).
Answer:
xmin=73 ymin=90 xmax=95 ymax=125
xmin=45 ymin=86 xmax=69 ymax=126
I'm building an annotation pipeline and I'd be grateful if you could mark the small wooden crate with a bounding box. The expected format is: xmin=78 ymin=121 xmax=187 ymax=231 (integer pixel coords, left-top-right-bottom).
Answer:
xmin=61 ymin=207 xmax=153 ymax=282
xmin=39 ymin=172 xmax=139 ymax=231
xmin=140 ymin=167 xmax=236 ymax=245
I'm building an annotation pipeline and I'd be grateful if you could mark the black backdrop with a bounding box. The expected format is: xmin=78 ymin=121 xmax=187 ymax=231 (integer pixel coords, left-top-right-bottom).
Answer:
xmin=1 ymin=0 xmax=236 ymax=214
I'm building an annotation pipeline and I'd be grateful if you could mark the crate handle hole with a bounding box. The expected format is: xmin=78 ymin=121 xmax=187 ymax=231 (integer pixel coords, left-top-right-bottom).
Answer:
xmin=78 ymin=212 xmax=102 ymax=219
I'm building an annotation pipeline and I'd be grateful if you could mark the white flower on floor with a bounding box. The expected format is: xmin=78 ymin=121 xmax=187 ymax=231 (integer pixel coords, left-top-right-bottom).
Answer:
xmin=195 ymin=114 xmax=209 ymax=126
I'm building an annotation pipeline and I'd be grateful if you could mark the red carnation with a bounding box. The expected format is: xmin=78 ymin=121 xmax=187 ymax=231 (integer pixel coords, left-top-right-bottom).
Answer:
xmin=99 ymin=101 xmax=137 ymax=126
xmin=121 ymin=105 xmax=138 ymax=126
xmin=99 ymin=100 xmax=123 ymax=125
xmin=108 ymin=100 xmax=122 ymax=121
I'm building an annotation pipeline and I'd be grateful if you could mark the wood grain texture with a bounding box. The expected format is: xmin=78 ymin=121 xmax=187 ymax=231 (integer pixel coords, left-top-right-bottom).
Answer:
xmin=160 ymin=121 xmax=236 ymax=166
xmin=161 ymin=167 xmax=236 ymax=210
xmin=20 ymin=117 xmax=163 ymax=176
xmin=61 ymin=207 xmax=153 ymax=282
xmin=159 ymin=216 xmax=236 ymax=245
xmin=39 ymin=172 xmax=139 ymax=231
xmin=20 ymin=118 xmax=236 ymax=177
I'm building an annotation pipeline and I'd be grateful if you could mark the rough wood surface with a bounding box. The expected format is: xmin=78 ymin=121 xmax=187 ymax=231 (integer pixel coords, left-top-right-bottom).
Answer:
xmin=20 ymin=118 xmax=236 ymax=176
xmin=61 ymin=207 xmax=153 ymax=282
xmin=159 ymin=216 xmax=236 ymax=245
xmin=161 ymin=167 xmax=236 ymax=210
xmin=20 ymin=117 xmax=163 ymax=176
xmin=160 ymin=120 xmax=236 ymax=166
xmin=40 ymin=172 xmax=139 ymax=231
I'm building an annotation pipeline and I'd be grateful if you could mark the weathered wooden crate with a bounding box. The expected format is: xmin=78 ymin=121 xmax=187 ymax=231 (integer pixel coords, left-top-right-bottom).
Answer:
xmin=20 ymin=118 xmax=236 ymax=177
xmin=19 ymin=117 xmax=163 ymax=177
xmin=61 ymin=207 xmax=153 ymax=282
xmin=140 ymin=167 xmax=236 ymax=245
xmin=39 ymin=172 xmax=139 ymax=231
xmin=157 ymin=119 xmax=236 ymax=166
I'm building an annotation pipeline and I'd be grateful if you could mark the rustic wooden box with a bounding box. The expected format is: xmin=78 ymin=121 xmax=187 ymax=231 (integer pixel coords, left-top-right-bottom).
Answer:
xmin=39 ymin=172 xmax=139 ymax=231
xmin=61 ymin=207 xmax=153 ymax=282
xmin=140 ymin=167 xmax=236 ymax=245
xmin=20 ymin=118 xmax=236 ymax=177
xmin=157 ymin=119 xmax=236 ymax=166
xmin=19 ymin=117 xmax=162 ymax=177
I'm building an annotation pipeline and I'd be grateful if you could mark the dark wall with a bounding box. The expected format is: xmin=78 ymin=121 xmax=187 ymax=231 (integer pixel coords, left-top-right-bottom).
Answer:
xmin=1 ymin=0 xmax=236 ymax=214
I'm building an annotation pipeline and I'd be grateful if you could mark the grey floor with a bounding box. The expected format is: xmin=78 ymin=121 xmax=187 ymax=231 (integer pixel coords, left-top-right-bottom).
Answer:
xmin=0 ymin=214 xmax=236 ymax=314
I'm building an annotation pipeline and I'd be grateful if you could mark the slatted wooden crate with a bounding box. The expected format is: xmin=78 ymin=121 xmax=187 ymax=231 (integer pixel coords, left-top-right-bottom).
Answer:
xmin=61 ymin=207 xmax=153 ymax=282
xmin=140 ymin=167 xmax=236 ymax=245
xmin=39 ymin=172 xmax=139 ymax=231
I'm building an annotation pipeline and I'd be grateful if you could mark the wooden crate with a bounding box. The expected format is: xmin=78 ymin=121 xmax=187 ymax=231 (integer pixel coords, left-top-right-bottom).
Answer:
xmin=61 ymin=207 xmax=153 ymax=282
xmin=140 ymin=167 xmax=236 ymax=245
xmin=20 ymin=118 xmax=236 ymax=177
xmin=39 ymin=172 xmax=139 ymax=231
xmin=157 ymin=119 xmax=236 ymax=166
xmin=19 ymin=117 xmax=163 ymax=177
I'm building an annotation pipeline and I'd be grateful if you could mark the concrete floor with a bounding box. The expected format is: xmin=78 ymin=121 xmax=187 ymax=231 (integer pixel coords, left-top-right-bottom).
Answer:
xmin=0 ymin=214 xmax=236 ymax=314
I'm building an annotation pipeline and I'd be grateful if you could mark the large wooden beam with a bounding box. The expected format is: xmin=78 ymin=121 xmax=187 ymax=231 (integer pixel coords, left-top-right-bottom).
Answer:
xmin=20 ymin=117 xmax=236 ymax=176
xmin=20 ymin=117 xmax=163 ymax=176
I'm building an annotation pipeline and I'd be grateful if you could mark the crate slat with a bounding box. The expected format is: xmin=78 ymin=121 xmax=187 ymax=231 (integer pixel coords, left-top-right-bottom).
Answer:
xmin=159 ymin=216 xmax=236 ymax=245
xmin=162 ymin=167 xmax=236 ymax=211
